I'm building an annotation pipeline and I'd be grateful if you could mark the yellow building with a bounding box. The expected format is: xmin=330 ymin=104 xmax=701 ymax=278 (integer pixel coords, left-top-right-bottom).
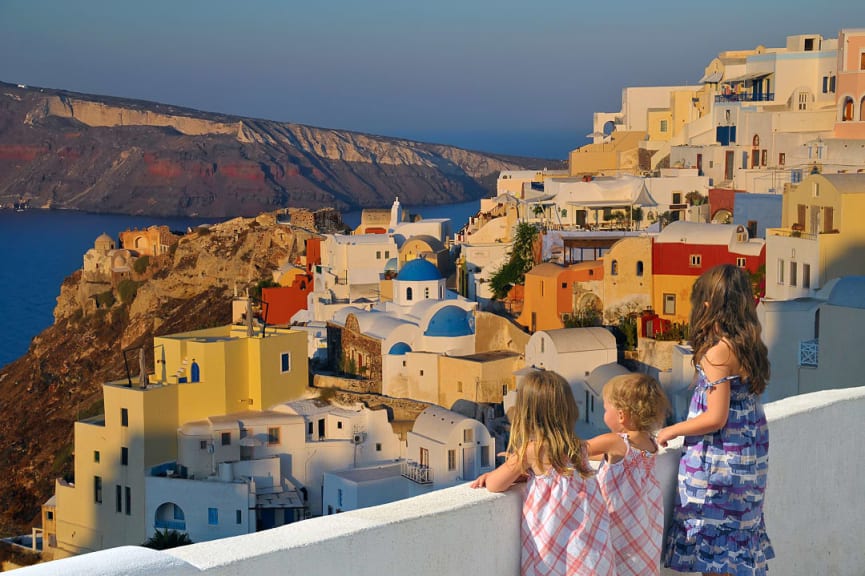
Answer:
xmin=45 ymin=322 xmax=308 ymax=558
xmin=437 ymin=351 xmax=522 ymax=410
xmin=602 ymin=236 xmax=653 ymax=318
xmin=766 ymin=173 xmax=865 ymax=299
xmin=568 ymin=131 xmax=646 ymax=176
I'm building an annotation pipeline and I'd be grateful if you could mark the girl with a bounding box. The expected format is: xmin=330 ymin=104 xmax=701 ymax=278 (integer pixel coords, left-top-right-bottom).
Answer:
xmin=587 ymin=373 xmax=669 ymax=576
xmin=657 ymin=264 xmax=774 ymax=576
xmin=471 ymin=369 xmax=614 ymax=576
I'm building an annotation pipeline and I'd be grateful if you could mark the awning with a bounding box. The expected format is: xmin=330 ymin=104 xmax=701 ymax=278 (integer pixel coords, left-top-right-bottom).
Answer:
xmin=724 ymin=71 xmax=770 ymax=83
xmin=700 ymin=71 xmax=723 ymax=83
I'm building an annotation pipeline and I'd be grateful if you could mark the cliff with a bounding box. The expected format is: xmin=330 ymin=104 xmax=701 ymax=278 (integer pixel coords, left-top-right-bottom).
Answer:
xmin=0 ymin=81 xmax=560 ymax=217
xmin=0 ymin=213 xmax=315 ymax=536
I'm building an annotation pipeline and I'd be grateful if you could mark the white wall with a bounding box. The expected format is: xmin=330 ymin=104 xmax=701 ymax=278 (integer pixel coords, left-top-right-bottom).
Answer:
xmin=24 ymin=387 xmax=865 ymax=576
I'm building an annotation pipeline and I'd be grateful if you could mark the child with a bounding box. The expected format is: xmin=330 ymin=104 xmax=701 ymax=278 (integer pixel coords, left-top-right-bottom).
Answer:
xmin=586 ymin=373 xmax=669 ymax=576
xmin=471 ymin=369 xmax=614 ymax=576
xmin=657 ymin=264 xmax=774 ymax=575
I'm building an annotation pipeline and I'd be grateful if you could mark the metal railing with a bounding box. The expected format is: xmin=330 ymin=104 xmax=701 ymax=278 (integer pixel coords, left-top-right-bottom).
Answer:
xmin=715 ymin=92 xmax=775 ymax=103
xmin=800 ymin=339 xmax=819 ymax=367
xmin=401 ymin=460 xmax=432 ymax=484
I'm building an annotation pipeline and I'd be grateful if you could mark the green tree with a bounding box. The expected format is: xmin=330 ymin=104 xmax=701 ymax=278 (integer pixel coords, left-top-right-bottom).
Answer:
xmin=251 ymin=278 xmax=280 ymax=301
xmin=132 ymin=255 xmax=150 ymax=275
xmin=117 ymin=279 xmax=141 ymax=303
xmin=489 ymin=222 xmax=539 ymax=299
xmin=143 ymin=529 xmax=192 ymax=550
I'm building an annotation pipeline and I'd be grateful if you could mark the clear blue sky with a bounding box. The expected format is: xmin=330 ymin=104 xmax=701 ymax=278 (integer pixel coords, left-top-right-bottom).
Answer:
xmin=0 ymin=0 xmax=859 ymax=158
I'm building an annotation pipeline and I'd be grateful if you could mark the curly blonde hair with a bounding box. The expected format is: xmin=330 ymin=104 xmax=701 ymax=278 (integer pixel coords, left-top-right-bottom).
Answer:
xmin=507 ymin=370 xmax=592 ymax=478
xmin=602 ymin=373 xmax=669 ymax=432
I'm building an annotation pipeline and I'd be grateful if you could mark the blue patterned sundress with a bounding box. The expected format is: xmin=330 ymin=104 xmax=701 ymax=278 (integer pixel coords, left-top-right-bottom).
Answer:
xmin=663 ymin=365 xmax=775 ymax=575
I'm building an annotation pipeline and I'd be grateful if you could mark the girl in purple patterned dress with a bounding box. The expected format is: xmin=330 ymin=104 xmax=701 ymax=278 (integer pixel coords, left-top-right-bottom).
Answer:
xmin=657 ymin=264 xmax=775 ymax=576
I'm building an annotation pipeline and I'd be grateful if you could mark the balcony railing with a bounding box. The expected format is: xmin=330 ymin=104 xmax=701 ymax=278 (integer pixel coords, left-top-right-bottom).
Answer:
xmin=800 ymin=339 xmax=819 ymax=367
xmin=401 ymin=460 xmax=432 ymax=484
xmin=767 ymin=227 xmax=817 ymax=241
xmin=715 ymin=92 xmax=775 ymax=103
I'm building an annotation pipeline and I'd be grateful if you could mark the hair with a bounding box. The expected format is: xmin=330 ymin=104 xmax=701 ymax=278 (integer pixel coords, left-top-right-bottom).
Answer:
xmin=602 ymin=373 xmax=669 ymax=432
xmin=689 ymin=264 xmax=770 ymax=395
xmin=507 ymin=369 xmax=592 ymax=478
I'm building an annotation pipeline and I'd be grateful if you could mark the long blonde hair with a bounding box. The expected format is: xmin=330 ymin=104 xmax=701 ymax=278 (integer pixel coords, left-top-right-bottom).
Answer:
xmin=507 ymin=369 xmax=592 ymax=478
xmin=689 ymin=264 xmax=770 ymax=394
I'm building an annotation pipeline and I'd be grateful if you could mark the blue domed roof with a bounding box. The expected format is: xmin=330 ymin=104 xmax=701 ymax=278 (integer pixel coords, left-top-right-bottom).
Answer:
xmin=388 ymin=342 xmax=412 ymax=355
xmin=425 ymin=306 xmax=474 ymax=337
xmin=397 ymin=258 xmax=441 ymax=282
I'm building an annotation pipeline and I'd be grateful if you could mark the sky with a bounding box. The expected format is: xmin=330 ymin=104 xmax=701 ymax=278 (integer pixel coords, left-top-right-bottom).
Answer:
xmin=0 ymin=1 xmax=860 ymax=159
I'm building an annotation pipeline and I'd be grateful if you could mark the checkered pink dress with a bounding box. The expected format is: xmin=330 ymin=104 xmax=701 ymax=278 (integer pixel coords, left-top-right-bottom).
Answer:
xmin=521 ymin=448 xmax=614 ymax=576
xmin=596 ymin=434 xmax=662 ymax=576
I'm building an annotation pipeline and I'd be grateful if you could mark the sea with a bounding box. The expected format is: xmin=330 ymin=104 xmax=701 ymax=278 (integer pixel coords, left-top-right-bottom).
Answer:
xmin=0 ymin=199 xmax=481 ymax=369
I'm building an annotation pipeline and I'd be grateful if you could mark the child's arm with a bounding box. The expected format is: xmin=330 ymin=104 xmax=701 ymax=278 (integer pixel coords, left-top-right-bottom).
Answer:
xmin=585 ymin=432 xmax=626 ymax=462
xmin=470 ymin=453 xmax=524 ymax=492
xmin=657 ymin=379 xmax=730 ymax=446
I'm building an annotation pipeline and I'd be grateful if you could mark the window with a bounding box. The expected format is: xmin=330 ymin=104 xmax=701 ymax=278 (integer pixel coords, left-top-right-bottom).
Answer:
xmin=742 ymin=151 xmax=749 ymax=170
xmin=823 ymin=207 xmax=834 ymax=233
xmin=221 ymin=432 xmax=231 ymax=446
xmin=236 ymin=510 xmax=242 ymax=524
xmin=611 ymin=260 xmax=618 ymax=276
xmin=121 ymin=447 xmax=128 ymax=466
xmin=663 ymin=294 xmax=676 ymax=315
xmin=779 ymin=153 xmax=785 ymax=166
xmin=561 ymin=282 xmax=567 ymax=289
xmin=200 ymin=440 xmax=208 ymax=450
xmin=406 ymin=287 xmax=413 ymax=301
xmin=307 ymin=422 xmax=313 ymax=435
xmin=267 ymin=427 xmax=280 ymax=445
xmin=480 ymin=448 xmax=490 ymax=468
xmin=94 ymin=450 xmax=100 ymax=463
xmin=280 ymin=352 xmax=291 ymax=373
xmin=803 ymin=263 xmax=811 ymax=289
xmin=689 ymin=254 xmax=702 ymax=267
xmin=822 ymin=76 xmax=829 ymax=93
xmin=790 ymin=261 xmax=798 ymax=287
xmin=448 ymin=450 xmax=456 ymax=471
xmin=116 ymin=485 xmax=122 ymax=513
xmin=737 ymin=257 xmax=747 ymax=268
xmin=843 ymin=97 xmax=854 ymax=121
xmin=385 ymin=250 xmax=390 ymax=259
xmin=747 ymin=220 xmax=758 ymax=239
xmin=419 ymin=369 xmax=424 ymax=376
xmin=420 ymin=448 xmax=429 ymax=467
xmin=761 ymin=150 xmax=767 ymax=166
xmin=94 ymin=476 xmax=102 ymax=504
xmin=660 ymin=119 xmax=668 ymax=133
xmin=502 ymin=385 xmax=508 ymax=396
xmin=121 ymin=408 xmax=128 ymax=427
xmin=672 ymin=192 xmax=682 ymax=205
xmin=208 ymin=508 xmax=218 ymax=525
xmin=804 ymin=37 xmax=814 ymax=51
xmin=457 ymin=381 xmax=463 ymax=393
xmin=636 ymin=261 xmax=644 ymax=277
xmin=337 ymin=421 xmax=343 ymax=429
xmin=830 ymin=76 xmax=836 ymax=92
xmin=463 ymin=429 xmax=474 ymax=443
xmin=376 ymin=250 xmax=381 ymax=259
xmin=376 ymin=443 xmax=382 ymax=451
xmin=777 ymin=259 xmax=785 ymax=284
xmin=125 ymin=487 xmax=131 ymax=515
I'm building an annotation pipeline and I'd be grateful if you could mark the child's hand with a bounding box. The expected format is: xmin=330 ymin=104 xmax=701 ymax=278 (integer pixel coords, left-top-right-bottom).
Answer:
xmin=656 ymin=427 xmax=676 ymax=447
xmin=470 ymin=473 xmax=490 ymax=489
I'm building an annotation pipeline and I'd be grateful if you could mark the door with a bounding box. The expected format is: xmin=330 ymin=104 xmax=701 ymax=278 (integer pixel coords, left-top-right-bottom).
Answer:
xmin=462 ymin=447 xmax=476 ymax=480
xmin=696 ymin=154 xmax=703 ymax=176
xmin=725 ymin=151 xmax=734 ymax=181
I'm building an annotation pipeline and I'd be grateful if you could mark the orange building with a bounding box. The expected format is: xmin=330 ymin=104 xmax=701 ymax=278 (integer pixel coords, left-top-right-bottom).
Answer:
xmin=119 ymin=225 xmax=178 ymax=257
xmin=518 ymin=261 xmax=604 ymax=332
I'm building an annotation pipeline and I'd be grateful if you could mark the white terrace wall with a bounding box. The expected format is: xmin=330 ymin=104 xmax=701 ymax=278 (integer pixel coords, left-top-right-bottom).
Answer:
xmin=18 ymin=387 xmax=865 ymax=576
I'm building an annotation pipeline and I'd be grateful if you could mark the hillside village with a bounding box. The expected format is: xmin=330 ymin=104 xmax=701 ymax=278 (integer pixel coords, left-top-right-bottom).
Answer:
xmin=19 ymin=27 xmax=865 ymax=566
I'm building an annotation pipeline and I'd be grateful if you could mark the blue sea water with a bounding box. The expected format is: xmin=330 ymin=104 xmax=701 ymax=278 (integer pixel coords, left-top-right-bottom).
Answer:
xmin=0 ymin=199 xmax=481 ymax=369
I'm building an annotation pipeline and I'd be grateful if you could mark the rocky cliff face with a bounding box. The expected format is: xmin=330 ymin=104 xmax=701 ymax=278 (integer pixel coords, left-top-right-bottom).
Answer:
xmin=0 ymin=82 xmax=558 ymax=217
xmin=0 ymin=213 xmax=314 ymax=535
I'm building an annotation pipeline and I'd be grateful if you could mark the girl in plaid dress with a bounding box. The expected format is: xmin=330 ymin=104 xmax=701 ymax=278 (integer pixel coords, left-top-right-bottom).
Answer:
xmin=587 ymin=373 xmax=669 ymax=576
xmin=471 ymin=370 xmax=614 ymax=576
xmin=657 ymin=264 xmax=774 ymax=576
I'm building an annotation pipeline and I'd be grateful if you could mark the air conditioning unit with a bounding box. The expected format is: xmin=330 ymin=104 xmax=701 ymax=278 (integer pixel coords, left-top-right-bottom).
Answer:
xmin=351 ymin=433 xmax=366 ymax=445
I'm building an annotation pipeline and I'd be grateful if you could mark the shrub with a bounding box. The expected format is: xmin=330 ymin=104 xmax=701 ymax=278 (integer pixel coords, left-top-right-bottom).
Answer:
xmin=133 ymin=255 xmax=150 ymax=275
xmin=95 ymin=290 xmax=115 ymax=309
xmin=117 ymin=279 xmax=141 ymax=303
xmin=143 ymin=529 xmax=192 ymax=550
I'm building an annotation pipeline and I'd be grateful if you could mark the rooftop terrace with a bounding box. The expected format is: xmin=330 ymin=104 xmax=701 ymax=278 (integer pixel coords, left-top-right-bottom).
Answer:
xmin=18 ymin=386 xmax=865 ymax=576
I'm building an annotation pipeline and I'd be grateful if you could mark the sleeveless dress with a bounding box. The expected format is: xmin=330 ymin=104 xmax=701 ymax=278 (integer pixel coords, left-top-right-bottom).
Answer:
xmin=521 ymin=448 xmax=615 ymax=576
xmin=597 ymin=433 xmax=662 ymax=576
xmin=663 ymin=365 xmax=775 ymax=575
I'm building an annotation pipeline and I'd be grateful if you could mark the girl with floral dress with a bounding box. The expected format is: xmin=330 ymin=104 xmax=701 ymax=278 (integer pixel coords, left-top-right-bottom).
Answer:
xmin=471 ymin=369 xmax=614 ymax=576
xmin=587 ymin=373 xmax=669 ymax=576
xmin=657 ymin=264 xmax=774 ymax=576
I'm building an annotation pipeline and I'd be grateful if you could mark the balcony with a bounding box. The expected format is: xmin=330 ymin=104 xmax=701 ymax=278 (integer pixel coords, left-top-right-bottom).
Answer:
xmin=767 ymin=227 xmax=818 ymax=241
xmin=714 ymin=92 xmax=775 ymax=103
xmin=401 ymin=460 xmax=433 ymax=484
xmin=23 ymin=387 xmax=865 ymax=576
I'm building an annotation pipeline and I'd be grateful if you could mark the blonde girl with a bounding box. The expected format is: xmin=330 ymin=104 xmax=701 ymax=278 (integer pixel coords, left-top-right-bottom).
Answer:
xmin=587 ymin=373 xmax=669 ymax=576
xmin=471 ymin=369 xmax=614 ymax=576
xmin=657 ymin=264 xmax=774 ymax=575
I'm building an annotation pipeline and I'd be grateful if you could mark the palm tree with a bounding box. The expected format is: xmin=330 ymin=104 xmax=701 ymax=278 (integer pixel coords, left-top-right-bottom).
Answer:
xmin=143 ymin=528 xmax=193 ymax=550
